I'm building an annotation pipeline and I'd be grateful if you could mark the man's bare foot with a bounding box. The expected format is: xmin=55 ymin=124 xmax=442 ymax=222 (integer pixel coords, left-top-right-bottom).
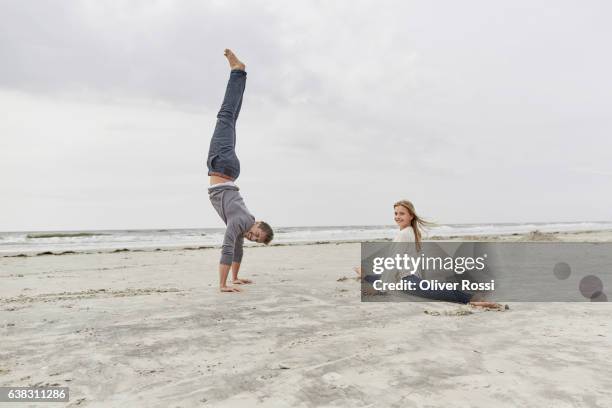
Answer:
xmin=232 ymin=278 xmax=253 ymax=285
xmin=224 ymin=49 xmax=245 ymax=71
xmin=220 ymin=286 xmax=242 ymax=293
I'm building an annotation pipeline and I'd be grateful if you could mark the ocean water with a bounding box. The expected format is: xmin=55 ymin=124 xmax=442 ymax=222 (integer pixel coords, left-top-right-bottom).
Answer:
xmin=1 ymin=221 xmax=611 ymax=256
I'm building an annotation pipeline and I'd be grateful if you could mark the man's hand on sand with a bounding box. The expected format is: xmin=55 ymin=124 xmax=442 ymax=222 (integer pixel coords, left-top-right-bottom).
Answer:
xmin=232 ymin=278 xmax=253 ymax=285
xmin=220 ymin=286 xmax=242 ymax=293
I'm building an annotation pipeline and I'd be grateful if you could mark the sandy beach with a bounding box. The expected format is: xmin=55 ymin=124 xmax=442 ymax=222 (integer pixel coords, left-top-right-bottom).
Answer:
xmin=1 ymin=230 xmax=612 ymax=407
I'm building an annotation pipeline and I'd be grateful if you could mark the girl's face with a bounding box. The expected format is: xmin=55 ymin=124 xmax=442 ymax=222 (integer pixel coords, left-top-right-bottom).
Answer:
xmin=394 ymin=205 xmax=414 ymax=230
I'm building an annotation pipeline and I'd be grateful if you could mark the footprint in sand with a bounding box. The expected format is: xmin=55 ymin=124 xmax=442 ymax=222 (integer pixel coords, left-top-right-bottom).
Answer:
xmin=322 ymin=372 xmax=350 ymax=389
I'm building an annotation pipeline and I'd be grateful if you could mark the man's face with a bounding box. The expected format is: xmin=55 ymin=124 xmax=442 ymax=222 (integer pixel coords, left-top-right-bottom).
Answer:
xmin=245 ymin=225 xmax=267 ymax=243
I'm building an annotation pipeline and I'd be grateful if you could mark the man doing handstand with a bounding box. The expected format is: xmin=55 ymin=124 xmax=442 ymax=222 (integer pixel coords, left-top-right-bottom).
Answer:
xmin=206 ymin=49 xmax=273 ymax=293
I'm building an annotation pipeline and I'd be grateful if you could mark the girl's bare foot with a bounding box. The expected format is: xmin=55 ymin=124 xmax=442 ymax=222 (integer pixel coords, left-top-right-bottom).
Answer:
xmin=469 ymin=301 xmax=504 ymax=310
xmin=224 ymin=49 xmax=245 ymax=71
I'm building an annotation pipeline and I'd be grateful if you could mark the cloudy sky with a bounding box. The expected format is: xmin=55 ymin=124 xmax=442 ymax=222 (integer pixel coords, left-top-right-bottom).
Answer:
xmin=1 ymin=0 xmax=611 ymax=231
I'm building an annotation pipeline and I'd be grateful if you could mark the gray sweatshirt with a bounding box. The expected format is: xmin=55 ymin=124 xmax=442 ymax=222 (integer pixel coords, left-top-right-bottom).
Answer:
xmin=208 ymin=184 xmax=255 ymax=266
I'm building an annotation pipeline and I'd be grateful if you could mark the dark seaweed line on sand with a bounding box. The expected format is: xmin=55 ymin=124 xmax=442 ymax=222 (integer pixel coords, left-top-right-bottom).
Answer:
xmin=0 ymin=239 xmax=392 ymax=258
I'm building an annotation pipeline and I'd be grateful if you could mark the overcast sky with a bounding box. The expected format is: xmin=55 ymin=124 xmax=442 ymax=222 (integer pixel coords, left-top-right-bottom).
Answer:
xmin=1 ymin=0 xmax=611 ymax=231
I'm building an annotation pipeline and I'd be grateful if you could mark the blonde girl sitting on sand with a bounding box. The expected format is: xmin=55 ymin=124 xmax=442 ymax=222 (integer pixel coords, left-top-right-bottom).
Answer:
xmin=357 ymin=200 xmax=501 ymax=309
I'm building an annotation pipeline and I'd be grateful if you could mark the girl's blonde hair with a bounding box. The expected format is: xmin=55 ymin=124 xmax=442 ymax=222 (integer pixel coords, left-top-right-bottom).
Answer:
xmin=393 ymin=199 xmax=433 ymax=252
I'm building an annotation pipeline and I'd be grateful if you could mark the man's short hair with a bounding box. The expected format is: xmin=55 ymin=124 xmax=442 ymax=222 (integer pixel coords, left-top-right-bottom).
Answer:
xmin=258 ymin=221 xmax=274 ymax=244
